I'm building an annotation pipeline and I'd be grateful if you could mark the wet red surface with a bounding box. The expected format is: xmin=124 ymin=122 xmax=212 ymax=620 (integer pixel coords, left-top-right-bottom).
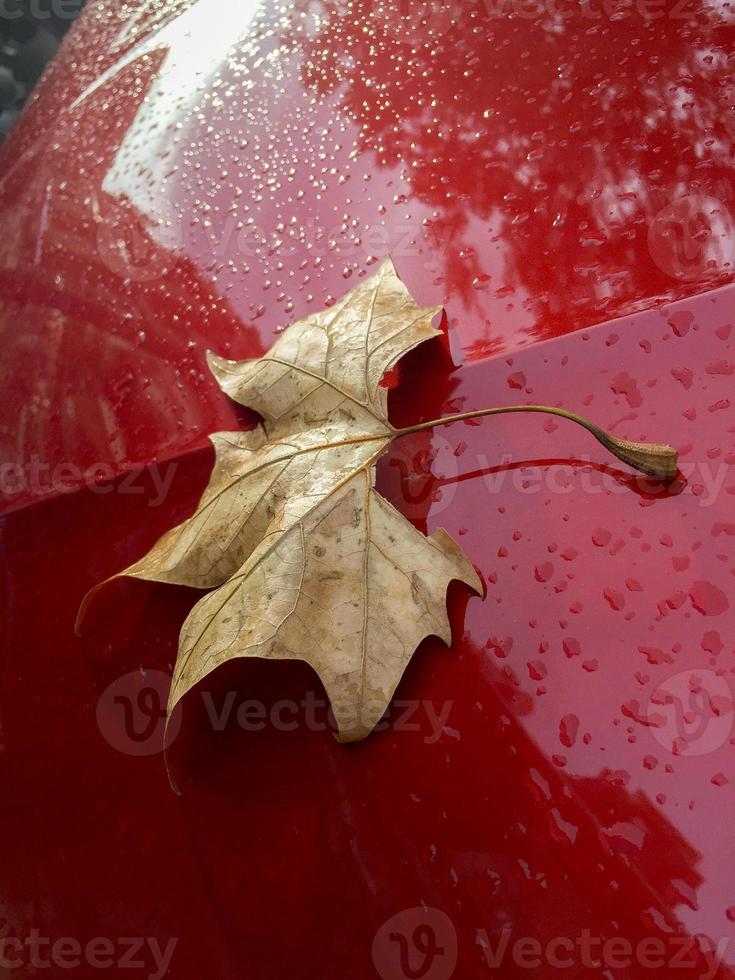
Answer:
xmin=1 ymin=0 xmax=734 ymax=977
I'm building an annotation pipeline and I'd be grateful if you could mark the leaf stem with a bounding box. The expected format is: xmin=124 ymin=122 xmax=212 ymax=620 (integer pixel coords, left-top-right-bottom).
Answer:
xmin=393 ymin=405 xmax=678 ymax=481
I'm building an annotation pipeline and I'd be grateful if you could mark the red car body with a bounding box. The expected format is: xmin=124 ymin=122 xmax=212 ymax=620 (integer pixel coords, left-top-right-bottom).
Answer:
xmin=1 ymin=1 xmax=734 ymax=977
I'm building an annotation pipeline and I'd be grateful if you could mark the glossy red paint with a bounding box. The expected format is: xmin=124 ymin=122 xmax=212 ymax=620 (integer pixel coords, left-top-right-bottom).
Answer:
xmin=1 ymin=1 xmax=734 ymax=978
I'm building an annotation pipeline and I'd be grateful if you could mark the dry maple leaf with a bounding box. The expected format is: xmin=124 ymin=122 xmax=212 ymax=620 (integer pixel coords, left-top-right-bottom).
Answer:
xmin=81 ymin=258 xmax=481 ymax=742
xmin=78 ymin=257 xmax=678 ymax=747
